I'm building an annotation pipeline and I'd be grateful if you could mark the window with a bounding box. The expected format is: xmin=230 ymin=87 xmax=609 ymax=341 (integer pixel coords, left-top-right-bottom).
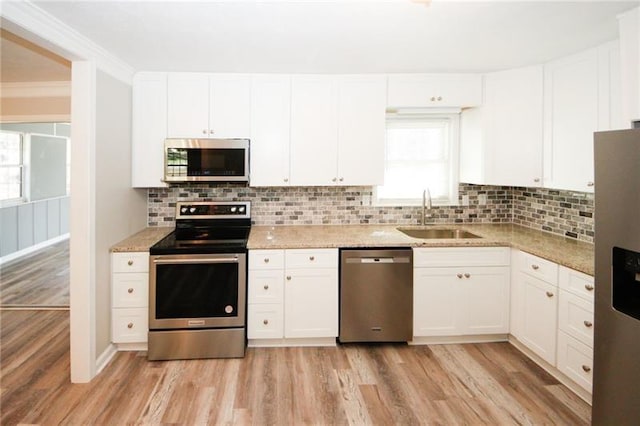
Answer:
xmin=375 ymin=114 xmax=460 ymax=206
xmin=0 ymin=131 xmax=24 ymax=202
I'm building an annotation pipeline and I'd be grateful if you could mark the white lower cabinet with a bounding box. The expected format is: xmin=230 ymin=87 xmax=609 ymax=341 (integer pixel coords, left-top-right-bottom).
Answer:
xmin=413 ymin=247 xmax=510 ymax=339
xmin=557 ymin=331 xmax=593 ymax=392
xmin=520 ymin=274 xmax=558 ymax=365
xmin=248 ymin=248 xmax=338 ymax=344
xmin=111 ymin=252 xmax=149 ymax=344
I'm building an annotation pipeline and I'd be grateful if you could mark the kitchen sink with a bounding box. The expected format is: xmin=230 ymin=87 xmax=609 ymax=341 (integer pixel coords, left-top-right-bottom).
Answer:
xmin=397 ymin=228 xmax=481 ymax=239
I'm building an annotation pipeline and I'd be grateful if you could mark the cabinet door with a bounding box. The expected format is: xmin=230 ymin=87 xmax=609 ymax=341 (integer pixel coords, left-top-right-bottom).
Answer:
xmin=167 ymin=73 xmax=210 ymax=138
xmin=618 ymin=8 xmax=640 ymax=126
xmin=284 ymin=268 xmax=338 ymax=338
xmin=413 ymin=268 xmax=459 ymax=336
xmin=521 ymin=274 xmax=558 ymax=365
xmin=337 ymin=75 xmax=386 ymax=185
xmin=461 ymin=266 xmax=510 ymax=335
xmin=132 ymin=72 xmax=167 ymax=188
xmin=387 ymin=74 xmax=482 ymax=108
xmin=250 ymin=75 xmax=291 ymax=186
xmin=289 ymin=75 xmax=338 ymax=185
xmin=209 ymin=74 xmax=252 ymax=138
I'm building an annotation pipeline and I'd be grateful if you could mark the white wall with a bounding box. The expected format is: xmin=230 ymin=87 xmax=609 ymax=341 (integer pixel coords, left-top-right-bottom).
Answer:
xmin=94 ymin=70 xmax=147 ymax=356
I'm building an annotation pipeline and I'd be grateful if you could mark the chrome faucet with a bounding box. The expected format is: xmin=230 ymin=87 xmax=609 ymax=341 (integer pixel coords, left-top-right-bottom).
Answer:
xmin=421 ymin=188 xmax=432 ymax=226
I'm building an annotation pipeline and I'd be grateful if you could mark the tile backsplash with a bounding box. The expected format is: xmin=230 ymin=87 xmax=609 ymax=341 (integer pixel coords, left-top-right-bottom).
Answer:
xmin=148 ymin=183 xmax=594 ymax=243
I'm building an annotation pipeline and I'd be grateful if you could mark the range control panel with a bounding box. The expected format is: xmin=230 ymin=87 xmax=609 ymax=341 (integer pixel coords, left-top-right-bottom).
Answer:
xmin=176 ymin=201 xmax=251 ymax=219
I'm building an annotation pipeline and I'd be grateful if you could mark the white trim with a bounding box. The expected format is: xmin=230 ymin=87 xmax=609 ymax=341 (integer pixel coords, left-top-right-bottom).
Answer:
xmin=0 ymin=2 xmax=134 ymax=84
xmin=248 ymin=337 xmax=337 ymax=347
xmin=409 ymin=334 xmax=509 ymax=345
xmin=69 ymin=60 xmax=97 ymax=383
xmin=95 ymin=343 xmax=118 ymax=376
xmin=0 ymin=114 xmax=71 ymax=123
xmin=115 ymin=342 xmax=148 ymax=352
xmin=0 ymin=81 xmax=71 ymax=98
xmin=0 ymin=233 xmax=69 ymax=266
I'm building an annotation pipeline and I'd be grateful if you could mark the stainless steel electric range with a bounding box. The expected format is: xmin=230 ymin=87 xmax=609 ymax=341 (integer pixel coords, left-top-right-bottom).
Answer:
xmin=148 ymin=201 xmax=251 ymax=361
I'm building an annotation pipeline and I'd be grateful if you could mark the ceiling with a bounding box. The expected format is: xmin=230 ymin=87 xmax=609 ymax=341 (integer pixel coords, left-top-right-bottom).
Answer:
xmin=1 ymin=29 xmax=71 ymax=83
xmin=20 ymin=1 xmax=640 ymax=74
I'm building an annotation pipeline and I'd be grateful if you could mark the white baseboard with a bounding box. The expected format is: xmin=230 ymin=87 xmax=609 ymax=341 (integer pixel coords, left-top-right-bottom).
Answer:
xmin=95 ymin=343 xmax=118 ymax=376
xmin=0 ymin=233 xmax=69 ymax=266
xmin=248 ymin=337 xmax=337 ymax=348
xmin=410 ymin=334 xmax=509 ymax=345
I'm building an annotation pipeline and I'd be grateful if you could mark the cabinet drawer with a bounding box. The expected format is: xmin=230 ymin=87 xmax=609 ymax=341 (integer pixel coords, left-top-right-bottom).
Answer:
xmin=520 ymin=252 xmax=558 ymax=284
xmin=557 ymin=331 xmax=593 ymax=393
xmin=248 ymin=270 xmax=284 ymax=304
xmin=559 ymin=290 xmax=594 ymax=347
xmin=247 ymin=304 xmax=283 ymax=339
xmin=285 ymin=249 xmax=338 ymax=269
xmin=112 ymin=252 xmax=149 ymax=273
xmin=413 ymin=247 xmax=510 ymax=268
xmin=112 ymin=308 xmax=148 ymax=343
xmin=112 ymin=273 xmax=148 ymax=308
xmin=249 ymin=250 xmax=285 ymax=270
xmin=559 ymin=266 xmax=594 ymax=301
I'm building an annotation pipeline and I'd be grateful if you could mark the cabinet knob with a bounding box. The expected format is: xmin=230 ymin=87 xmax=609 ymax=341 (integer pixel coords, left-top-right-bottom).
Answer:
xmin=584 ymin=320 xmax=593 ymax=328
xmin=209 ymin=130 xmax=215 ymax=135
xmin=309 ymin=256 xmax=315 ymax=261
xmin=127 ymin=260 xmax=134 ymax=266
xmin=332 ymin=177 xmax=337 ymax=182
xmin=531 ymin=264 xmax=539 ymax=270
xmin=464 ymin=273 xmax=470 ymax=278
xmin=437 ymin=96 xmax=442 ymax=101
xmin=263 ymin=319 xmax=269 ymax=325
xmin=263 ymin=284 xmax=269 ymax=290
xmin=339 ymin=177 xmax=344 ymax=182
xmin=585 ymin=284 xmax=594 ymax=291
xmin=587 ymin=182 xmax=595 ymax=187
xmin=457 ymin=273 xmax=463 ymax=279
xmin=263 ymin=258 xmax=270 ymax=263
xmin=286 ymin=276 xmax=291 ymax=281
xmin=534 ymin=178 xmax=540 ymax=183
xmin=128 ymin=288 xmax=134 ymax=294
xmin=127 ymin=323 xmax=134 ymax=329
xmin=546 ymin=291 xmax=554 ymax=298
xmin=430 ymin=96 xmax=436 ymax=101
xmin=202 ymin=129 xmax=207 ymax=134
xmin=582 ymin=365 xmax=592 ymax=373
xmin=284 ymin=178 xmax=289 ymax=183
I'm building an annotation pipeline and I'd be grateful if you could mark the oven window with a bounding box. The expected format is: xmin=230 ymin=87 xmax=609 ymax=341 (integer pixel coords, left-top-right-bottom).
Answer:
xmin=155 ymin=263 xmax=239 ymax=319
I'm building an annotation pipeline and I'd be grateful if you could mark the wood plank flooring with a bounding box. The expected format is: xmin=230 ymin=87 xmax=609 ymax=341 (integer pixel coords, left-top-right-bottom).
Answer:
xmin=1 ymin=310 xmax=591 ymax=425
xmin=0 ymin=239 xmax=69 ymax=307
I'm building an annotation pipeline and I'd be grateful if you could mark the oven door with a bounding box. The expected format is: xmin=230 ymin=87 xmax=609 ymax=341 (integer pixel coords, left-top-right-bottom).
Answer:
xmin=149 ymin=253 xmax=246 ymax=330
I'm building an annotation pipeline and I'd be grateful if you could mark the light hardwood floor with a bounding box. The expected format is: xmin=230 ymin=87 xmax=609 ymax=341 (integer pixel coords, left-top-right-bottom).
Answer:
xmin=0 ymin=239 xmax=70 ymax=307
xmin=1 ymin=310 xmax=591 ymax=425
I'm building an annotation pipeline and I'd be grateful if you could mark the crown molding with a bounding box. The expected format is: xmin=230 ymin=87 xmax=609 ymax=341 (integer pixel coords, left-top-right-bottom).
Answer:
xmin=0 ymin=1 xmax=134 ymax=85
xmin=1 ymin=81 xmax=71 ymax=98
xmin=0 ymin=114 xmax=71 ymax=123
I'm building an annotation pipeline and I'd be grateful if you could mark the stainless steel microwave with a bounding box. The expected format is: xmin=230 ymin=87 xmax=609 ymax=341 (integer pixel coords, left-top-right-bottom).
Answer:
xmin=164 ymin=138 xmax=250 ymax=183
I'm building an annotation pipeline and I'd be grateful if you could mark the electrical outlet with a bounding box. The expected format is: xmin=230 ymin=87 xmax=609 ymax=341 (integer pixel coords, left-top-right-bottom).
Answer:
xmin=478 ymin=194 xmax=487 ymax=205
xmin=461 ymin=195 xmax=469 ymax=206
xmin=362 ymin=194 xmax=371 ymax=206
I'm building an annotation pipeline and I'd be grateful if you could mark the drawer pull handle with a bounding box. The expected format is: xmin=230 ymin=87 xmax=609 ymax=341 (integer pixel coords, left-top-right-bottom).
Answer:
xmin=128 ymin=288 xmax=134 ymax=294
xmin=263 ymin=284 xmax=269 ymax=290
xmin=264 ymin=258 xmax=270 ymax=263
xmin=457 ymin=273 xmax=463 ymax=279
xmin=531 ymin=264 xmax=539 ymax=270
xmin=582 ymin=365 xmax=592 ymax=373
xmin=309 ymin=256 xmax=315 ymax=261
xmin=584 ymin=320 xmax=593 ymax=328
xmin=286 ymin=276 xmax=291 ymax=281
xmin=127 ymin=323 xmax=134 ymax=329
xmin=127 ymin=260 xmax=134 ymax=266
xmin=546 ymin=291 xmax=554 ymax=298
xmin=464 ymin=273 xmax=471 ymax=278
xmin=585 ymin=284 xmax=594 ymax=291
xmin=263 ymin=319 xmax=269 ymax=325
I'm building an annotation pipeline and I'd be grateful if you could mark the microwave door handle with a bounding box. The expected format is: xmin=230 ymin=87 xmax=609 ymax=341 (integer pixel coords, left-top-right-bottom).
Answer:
xmin=153 ymin=257 xmax=239 ymax=265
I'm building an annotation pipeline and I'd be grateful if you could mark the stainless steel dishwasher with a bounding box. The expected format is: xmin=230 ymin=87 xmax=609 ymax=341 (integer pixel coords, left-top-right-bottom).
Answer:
xmin=339 ymin=248 xmax=413 ymax=342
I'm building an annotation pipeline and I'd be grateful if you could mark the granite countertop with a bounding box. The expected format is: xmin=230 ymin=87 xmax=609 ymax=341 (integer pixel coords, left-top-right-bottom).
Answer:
xmin=110 ymin=227 xmax=173 ymax=253
xmin=248 ymin=223 xmax=594 ymax=276
xmin=110 ymin=223 xmax=594 ymax=276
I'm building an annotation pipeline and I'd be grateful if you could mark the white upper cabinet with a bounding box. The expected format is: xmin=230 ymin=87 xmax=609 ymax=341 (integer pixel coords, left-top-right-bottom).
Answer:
xmin=167 ymin=73 xmax=251 ymax=139
xmin=250 ymin=75 xmax=291 ymax=186
xmin=289 ymin=75 xmax=386 ymax=186
xmin=290 ymin=75 xmax=339 ymax=186
xmin=387 ymin=74 xmax=482 ymax=108
xmin=543 ymin=42 xmax=620 ymax=193
xmin=131 ymin=72 xmax=167 ymax=188
xmin=460 ymin=65 xmax=544 ymax=188
xmin=336 ymin=75 xmax=386 ymax=186
xmin=618 ymin=7 xmax=640 ymax=126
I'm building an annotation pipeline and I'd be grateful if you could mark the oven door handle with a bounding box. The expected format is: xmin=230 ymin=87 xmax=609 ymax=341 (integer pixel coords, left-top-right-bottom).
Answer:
xmin=153 ymin=257 xmax=239 ymax=265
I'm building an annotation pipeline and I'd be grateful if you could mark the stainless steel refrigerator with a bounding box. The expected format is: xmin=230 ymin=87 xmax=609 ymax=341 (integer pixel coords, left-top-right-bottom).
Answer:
xmin=593 ymin=128 xmax=640 ymax=424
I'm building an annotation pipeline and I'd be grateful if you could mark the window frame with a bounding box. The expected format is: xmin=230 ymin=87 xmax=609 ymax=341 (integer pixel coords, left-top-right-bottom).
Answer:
xmin=0 ymin=130 xmax=25 ymax=205
xmin=374 ymin=112 xmax=460 ymax=207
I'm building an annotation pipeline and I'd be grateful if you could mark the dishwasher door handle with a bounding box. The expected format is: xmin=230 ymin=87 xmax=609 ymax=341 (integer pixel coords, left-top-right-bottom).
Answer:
xmin=347 ymin=257 xmax=410 ymax=264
